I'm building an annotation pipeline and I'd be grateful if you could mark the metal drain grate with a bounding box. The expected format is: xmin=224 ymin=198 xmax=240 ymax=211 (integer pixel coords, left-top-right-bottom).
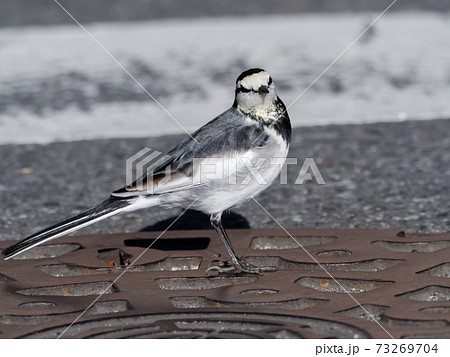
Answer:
xmin=1 ymin=228 xmax=450 ymax=338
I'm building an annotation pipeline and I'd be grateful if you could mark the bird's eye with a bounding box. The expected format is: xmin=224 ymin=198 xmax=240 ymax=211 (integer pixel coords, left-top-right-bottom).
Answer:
xmin=268 ymin=77 xmax=273 ymax=85
xmin=240 ymin=87 xmax=251 ymax=93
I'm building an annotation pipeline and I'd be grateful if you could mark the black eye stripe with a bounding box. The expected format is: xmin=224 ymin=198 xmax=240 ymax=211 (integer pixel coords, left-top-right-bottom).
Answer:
xmin=239 ymin=87 xmax=251 ymax=93
xmin=237 ymin=78 xmax=272 ymax=93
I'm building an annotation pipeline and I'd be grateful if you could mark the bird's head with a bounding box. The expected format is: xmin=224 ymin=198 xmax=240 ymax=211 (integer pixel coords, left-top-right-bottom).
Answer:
xmin=233 ymin=68 xmax=278 ymax=114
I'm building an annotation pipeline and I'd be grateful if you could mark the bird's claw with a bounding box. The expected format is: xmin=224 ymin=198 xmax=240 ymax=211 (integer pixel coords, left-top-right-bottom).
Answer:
xmin=206 ymin=258 xmax=278 ymax=274
xmin=206 ymin=261 xmax=236 ymax=274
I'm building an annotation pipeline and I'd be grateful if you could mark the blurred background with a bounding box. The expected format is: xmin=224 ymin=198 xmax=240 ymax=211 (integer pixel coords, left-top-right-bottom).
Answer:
xmin=0 ymin=0 xmax=449 ymax=240
xmin=0 ymin=0 xmax=449 ymax=143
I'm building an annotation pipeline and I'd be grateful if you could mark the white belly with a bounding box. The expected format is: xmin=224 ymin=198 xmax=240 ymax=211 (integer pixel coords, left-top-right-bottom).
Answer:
xmin=192 ymin=140 xmax=289 ymax=214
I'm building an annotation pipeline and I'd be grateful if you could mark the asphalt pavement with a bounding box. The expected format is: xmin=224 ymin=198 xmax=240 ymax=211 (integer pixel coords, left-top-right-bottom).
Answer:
xmin=0 ymin=118 xmax=449 ymax=242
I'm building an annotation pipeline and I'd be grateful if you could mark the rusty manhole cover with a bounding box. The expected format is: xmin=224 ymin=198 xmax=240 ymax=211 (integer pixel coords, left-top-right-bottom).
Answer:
xmin=1 ymin=228 xmax=450 ymax=338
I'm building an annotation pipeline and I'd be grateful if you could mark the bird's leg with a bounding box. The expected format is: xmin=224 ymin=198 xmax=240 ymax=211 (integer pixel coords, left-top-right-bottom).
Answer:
xmin=208 ymin=212 xmax=277 ymax=274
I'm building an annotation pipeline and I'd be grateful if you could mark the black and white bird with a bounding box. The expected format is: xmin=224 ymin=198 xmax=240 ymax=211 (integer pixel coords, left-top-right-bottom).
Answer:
xmin=2 ymin=68 xmax=291 ymax=273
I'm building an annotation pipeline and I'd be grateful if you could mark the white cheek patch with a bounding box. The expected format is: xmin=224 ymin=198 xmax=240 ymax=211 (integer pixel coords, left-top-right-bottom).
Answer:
xmin=237 ymin=71 xmax=270 ymax=91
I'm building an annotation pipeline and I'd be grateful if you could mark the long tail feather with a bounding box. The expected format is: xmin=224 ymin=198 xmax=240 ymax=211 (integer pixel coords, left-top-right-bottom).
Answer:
xmin=1 ymin=198 xmax=132 ymax=260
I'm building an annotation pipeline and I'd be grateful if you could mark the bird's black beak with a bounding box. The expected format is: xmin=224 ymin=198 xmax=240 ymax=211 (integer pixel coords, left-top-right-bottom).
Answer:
xmin=257 ymin=85 xmax=269 ymax=94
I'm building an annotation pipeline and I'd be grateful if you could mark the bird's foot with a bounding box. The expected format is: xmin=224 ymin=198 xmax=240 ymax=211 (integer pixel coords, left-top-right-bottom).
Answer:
xmin=235 ymin=257 xmax=278 ymax=273
xmin=206 ymin=260 xmax=236 ymax=274
xmin=206 ymin=258 xmax=277 ymax=274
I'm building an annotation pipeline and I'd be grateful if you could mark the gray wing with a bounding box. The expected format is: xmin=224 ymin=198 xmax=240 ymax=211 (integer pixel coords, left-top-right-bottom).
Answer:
xmin=113 ymin=107 xmax=269 ymax=196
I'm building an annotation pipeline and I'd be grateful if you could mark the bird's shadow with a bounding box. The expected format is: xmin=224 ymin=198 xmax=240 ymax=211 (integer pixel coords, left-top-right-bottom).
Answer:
xmin=140 ymin=209 xmax=250 ymax=232
xmin=123 ymin=210 xmax=249 ymax=252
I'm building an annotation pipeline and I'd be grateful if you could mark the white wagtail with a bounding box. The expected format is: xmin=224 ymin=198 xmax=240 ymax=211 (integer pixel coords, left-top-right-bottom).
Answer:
xmin=2 ymin=68 xmax=291 ymax=273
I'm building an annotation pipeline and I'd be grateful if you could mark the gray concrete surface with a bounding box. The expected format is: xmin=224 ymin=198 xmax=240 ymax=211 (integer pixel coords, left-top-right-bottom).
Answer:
xmin=3 ymin=13 xmax=450 ymax=144
xmin=1 ymin=0 xmax=449 ymax=28
xmin=1 ymin=118 xmax=448 ymax=242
